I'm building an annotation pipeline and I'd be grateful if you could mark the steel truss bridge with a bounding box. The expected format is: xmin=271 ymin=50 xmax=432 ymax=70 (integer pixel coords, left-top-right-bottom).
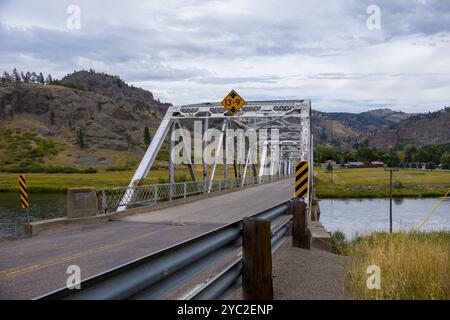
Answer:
xmin=118 ymin=100 xmax=313 ymax=212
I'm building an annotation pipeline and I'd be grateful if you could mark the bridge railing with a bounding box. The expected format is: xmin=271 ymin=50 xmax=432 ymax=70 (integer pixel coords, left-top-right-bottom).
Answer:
xmin=97 ymin=174 xmax=291 ymax=213
xmin=37 ymin=201 xmax=292 ymax=300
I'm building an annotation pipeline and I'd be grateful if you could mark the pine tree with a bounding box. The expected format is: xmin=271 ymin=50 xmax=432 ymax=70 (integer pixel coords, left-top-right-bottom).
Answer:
xmin=45 ymin=74 xmax=53 ymax=84
xmin=2 ymin=71 xmax=11 ymax=83
xmin=144 ymin=126 xmax=151 ymax=146
xmin=12 ymin=68 xmax=21 ymax=83
xmin=38 ymin=72 xmax=45 ymax=84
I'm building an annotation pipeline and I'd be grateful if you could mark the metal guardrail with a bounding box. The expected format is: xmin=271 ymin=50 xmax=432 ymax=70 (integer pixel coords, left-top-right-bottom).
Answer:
xmin=37 ymin=201 xmax=292 ymax=300
xmin=97 ymin=174 xmax=291 ymax=212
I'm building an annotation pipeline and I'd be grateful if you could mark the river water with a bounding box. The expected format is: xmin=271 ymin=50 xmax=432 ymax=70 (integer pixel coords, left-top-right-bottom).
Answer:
xmin=0 ymin=193 xmax=66 ymax=239
xmin=0 ymin=193 xmax=449 ymax=240
xmin=320 ymin=198 xmax=450 ymax=239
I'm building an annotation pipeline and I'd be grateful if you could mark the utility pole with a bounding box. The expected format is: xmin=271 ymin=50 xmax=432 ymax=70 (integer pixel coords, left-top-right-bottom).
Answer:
xmin=385 ymin=168 xmax=399 ymax=234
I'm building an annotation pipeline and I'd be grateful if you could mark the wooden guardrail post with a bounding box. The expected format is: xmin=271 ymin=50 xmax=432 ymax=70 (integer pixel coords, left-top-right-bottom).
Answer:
xmin=291 ymin=198 xmax=310 ymax=249
xmin=242 ymin=218 xmax=273 ymax=300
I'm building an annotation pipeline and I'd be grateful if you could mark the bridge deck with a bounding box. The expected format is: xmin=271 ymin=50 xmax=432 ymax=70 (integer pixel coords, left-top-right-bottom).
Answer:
xmin=0 ymin=178 xmax=293 ymax=299
xmin=125 ymin=178 xmax=293 ymax=225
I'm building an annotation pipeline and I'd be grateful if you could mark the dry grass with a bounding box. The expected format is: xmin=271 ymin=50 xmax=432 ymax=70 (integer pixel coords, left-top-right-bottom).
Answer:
xmin=315 ymin=167 xmax=450 ymax=198
xmin=345 ymin=231 xmax=450 ymax=300
xmin=0 ymin=164 xmax=235 ymax=192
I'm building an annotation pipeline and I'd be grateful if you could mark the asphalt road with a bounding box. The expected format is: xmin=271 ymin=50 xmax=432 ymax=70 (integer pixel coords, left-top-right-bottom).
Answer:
xmin=0 ymin=178 xmax=293 ymax=299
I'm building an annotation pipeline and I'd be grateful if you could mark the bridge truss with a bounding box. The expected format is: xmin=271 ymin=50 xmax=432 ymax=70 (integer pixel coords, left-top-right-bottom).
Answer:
xmin=118 ymin=100 xmax=313 ymax=213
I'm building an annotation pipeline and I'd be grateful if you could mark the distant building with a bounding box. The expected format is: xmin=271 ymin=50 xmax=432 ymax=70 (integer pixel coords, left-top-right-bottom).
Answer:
xmin=371 ymin=161 xmax=386 ymax=167
xmin=344 ymin=162 xmax=365 ymax=168
xmin=320 ymin=160 xmax=338 ymax=169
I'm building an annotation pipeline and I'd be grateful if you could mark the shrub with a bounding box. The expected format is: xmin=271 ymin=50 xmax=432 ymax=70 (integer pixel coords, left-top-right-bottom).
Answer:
xmin=331 ymin=231 xmax=349 ymax=255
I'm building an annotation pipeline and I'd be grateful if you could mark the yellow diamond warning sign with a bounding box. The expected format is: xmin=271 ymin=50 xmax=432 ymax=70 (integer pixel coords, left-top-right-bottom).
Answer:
xmin=221 ymin=90 xmax=246 ymax=115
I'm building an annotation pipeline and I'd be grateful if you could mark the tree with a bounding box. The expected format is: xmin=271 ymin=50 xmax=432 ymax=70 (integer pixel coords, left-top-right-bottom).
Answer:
xmin=12 ymin=68 xmax=21 ymax=83
xmin=356 ymin=147 xmax=378 ymax=162
xmin=404 ymin=144 xmax=417 ymax=162
xmin=38 ymin=72 xmax=45 ymax=84
xmin=2 ymin=71 xmax=12 ymax=84
xmin=45 ymin=74 xmax=53 ymax=84
xmin=144 ymin=126 xmax=151 ymax=146
xmin=77 ymin=127 xmax=85 ymax=149
xmin=344 ymin=149 xmax=358 ymax=162
xmin=315 ymin=146 xmax=338 ymax=163
xmin=440 ymin=152 xmax=450 ymax=165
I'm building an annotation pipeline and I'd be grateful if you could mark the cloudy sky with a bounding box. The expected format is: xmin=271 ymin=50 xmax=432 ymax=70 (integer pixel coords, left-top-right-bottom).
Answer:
xmin=1 ymin=0 xmax=449 ymax=112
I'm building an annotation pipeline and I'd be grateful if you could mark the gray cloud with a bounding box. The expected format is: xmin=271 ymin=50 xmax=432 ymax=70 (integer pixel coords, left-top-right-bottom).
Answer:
xmin=0 ymin=0 xmax=449 ymax=112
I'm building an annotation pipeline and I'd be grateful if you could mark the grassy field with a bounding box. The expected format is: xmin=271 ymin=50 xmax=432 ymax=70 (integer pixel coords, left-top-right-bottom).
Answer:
xmin=0 ymin=165 xmax=230 ymax=192
xmin=315 ymin=167 xmax=450 ymax=198
xmin=0 ymin=166 xmax=448 ymax=196
xmin=336 ymin=231 xmax=450 ymax=300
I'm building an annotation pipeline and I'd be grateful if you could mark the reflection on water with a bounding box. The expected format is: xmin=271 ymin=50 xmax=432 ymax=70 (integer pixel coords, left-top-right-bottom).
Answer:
xmin=320 ymin=198 xmax=450 ymax=239
xmin=0 ymin=193 xmax=66 ymax=239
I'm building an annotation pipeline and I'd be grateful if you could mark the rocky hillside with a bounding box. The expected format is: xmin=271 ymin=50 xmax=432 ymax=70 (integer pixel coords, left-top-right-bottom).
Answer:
xmin=366 ymin=108 xmax=450 ymax=151
xmin=0 ymin=71 xmax=171 ymax=169
xmin=312 ymin=108 xmax=411 ymax=150
xmin=0 ymin=69 xmax=448 ymax=170
xmin=60 ymin=70 xmax=168 ymax=116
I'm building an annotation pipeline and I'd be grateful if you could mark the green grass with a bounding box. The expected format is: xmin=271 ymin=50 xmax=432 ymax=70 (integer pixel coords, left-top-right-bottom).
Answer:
xmin=0 ymin=165 xmax=229 ymax=192
xmin=315 ymin=167 xmax=450 ymax=198
xmin=341 ymin=231 xmax=450 ymax=300
xmin=0 ymin=127 xmax=62 ymax=170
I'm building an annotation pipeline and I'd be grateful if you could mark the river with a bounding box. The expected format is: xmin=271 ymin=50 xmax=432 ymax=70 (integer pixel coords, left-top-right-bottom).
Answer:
xmin=320 ymin=198 xmax=450 ymax=238
xmin=0 ymin=193 xmax=449 ymax=240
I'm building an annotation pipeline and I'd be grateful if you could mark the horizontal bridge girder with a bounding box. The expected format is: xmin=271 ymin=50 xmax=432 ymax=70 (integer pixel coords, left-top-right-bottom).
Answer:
xmin=170 ymin=100 xmax=310 ymax=119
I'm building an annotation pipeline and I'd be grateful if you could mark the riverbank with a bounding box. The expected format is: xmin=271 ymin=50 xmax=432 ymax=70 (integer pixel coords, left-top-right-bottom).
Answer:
xmin=0 ymin=167 xmax=449 ymax=197
xmin=0 ymin=169 xmax=197 ymax=192
xmin=315 ymin=167 xmax=450 ymax=198
xmin=332 ymin=231 xmax=450 ymax=300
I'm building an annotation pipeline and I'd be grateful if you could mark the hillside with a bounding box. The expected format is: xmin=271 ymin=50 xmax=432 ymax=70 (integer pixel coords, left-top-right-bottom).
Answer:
xmin=311 ymin=108 xmax=411 ymax=150
xmin=0 ymin=70 xmax=448 ymax=171
xmin=0 ymin=71 xmax=171 ymax=171
xmin=366 ymin=108 xmax=450 ymax=151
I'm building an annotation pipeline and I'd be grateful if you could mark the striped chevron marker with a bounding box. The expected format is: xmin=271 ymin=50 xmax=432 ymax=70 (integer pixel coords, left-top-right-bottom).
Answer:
xmin=295 ymin=160 xmax=308 ymax=198
xmin=19 ymin=175 xmax=29 ymax=209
